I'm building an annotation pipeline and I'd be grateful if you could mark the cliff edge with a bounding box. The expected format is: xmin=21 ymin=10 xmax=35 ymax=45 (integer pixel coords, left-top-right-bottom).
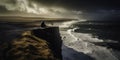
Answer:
xmin=0 ymin=26 xmax=62 ymax=60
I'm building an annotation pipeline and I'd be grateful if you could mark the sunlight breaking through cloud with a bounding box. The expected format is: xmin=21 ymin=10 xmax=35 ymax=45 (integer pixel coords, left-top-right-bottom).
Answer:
xmin=0 ymin=0 xmax=80 ymax=18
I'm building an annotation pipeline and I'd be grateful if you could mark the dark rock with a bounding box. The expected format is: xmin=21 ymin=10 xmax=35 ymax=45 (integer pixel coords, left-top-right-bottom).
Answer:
xmin=32 ymin=27 xmax=63 ymax=60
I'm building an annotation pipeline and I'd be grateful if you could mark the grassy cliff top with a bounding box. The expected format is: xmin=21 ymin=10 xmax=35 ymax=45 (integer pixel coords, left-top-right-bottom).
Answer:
xmin=0 ymin=31 xmax=59 ymax=60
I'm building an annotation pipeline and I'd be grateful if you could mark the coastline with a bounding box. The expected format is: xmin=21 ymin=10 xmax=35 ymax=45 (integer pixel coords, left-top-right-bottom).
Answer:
xmin=60 ymin=26 xmax=119 ymax=60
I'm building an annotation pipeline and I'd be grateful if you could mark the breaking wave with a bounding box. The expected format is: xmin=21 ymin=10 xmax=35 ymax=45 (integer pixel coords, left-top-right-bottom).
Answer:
xmin=60 ymin=20 xmax=119 ymax=60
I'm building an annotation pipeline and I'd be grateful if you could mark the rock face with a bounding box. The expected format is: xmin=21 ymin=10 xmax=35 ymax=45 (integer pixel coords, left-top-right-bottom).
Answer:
xmin=32 ymin=27 xmax=63 ymax=60
xmin=0 ymin=27 xmax=63 ymax=60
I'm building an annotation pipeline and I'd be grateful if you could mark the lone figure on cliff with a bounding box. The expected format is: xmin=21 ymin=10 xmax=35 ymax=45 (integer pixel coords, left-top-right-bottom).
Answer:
xmin=40 ymin=21 xmax=47 ymax=27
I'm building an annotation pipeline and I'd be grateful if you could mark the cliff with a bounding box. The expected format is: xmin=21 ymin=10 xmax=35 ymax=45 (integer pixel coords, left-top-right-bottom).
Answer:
xmin=0 ymin=26 xmax=63 ymax=60
xmin=32 ymin=27 xmax=63 ymax=60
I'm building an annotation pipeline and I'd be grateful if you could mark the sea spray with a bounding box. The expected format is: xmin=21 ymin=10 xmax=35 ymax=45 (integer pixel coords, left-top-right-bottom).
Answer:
xmin=59 ymin=20 xmax=79 ymax=28
xmin=60 ymin=20 xmax=119 ymax=60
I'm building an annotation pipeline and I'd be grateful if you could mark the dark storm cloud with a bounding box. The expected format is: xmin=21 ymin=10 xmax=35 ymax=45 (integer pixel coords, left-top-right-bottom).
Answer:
xmin=82 ymin=9 xmax=120 ymax=20
xmin=0 ymin=0 xmax=82 ymax=18
xmin=36 ymin=0 xmax=120 ymax=21
xmin=0 ymin=0 xmax=17 ymax=12
xmin=0 ymin=0 xmax=13 ymax=15
xmin=0 ymin=0 xmax=120 ymax=10
xmin=30 ymin=0 xmax=120 ymax=10
xmin=30 ymin=0 xmax=57 ymax=4
xmin=0 ymin=0 xmax=120 ymax=12
xmin=0 ymin=0 xmax=16 ymax=6
xmin=0 ymin=5 xmax=8 ymax=13
xmin=0 ymin=0 xmax=120 ymax=20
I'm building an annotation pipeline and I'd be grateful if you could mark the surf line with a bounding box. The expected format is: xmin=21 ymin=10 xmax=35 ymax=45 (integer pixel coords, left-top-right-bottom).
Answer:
xmin=67 ymin=29 xmax=81 ymax=42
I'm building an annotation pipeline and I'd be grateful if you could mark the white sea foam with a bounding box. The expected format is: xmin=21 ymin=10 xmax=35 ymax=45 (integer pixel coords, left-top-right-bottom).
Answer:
xmin=59 ymin=19 xmax=86 ymax=28
xmin=60 ymin=20 xmax=119 ymax=60
xmin=59 ymin=20 xmax=78 ymax=28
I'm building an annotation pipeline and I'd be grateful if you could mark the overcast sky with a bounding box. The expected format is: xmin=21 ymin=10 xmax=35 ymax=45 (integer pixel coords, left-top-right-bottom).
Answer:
xmin=0 ymin=0 xmax=120 ymax=20
xmin=34 ymin=0 xmax=120 ymax=10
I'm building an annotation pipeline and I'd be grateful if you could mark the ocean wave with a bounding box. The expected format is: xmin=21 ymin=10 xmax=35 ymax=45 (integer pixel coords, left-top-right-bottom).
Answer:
xmin=59 ymin=20 xmax=78 ymax=28
xmin=60 ymin=20 xmax=119 ymax=60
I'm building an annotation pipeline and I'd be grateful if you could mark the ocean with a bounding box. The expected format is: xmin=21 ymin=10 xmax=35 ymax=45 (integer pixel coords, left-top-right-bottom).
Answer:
xmin=60 ymin=20 xmax=120 ymax=60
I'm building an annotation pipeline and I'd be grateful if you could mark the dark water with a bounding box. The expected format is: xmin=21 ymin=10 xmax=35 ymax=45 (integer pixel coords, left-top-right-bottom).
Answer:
xmin=72 ymin=21 xmax=120 ymax=50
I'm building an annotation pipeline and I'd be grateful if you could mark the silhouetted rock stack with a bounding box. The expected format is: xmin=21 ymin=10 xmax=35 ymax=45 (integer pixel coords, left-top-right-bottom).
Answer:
xmin=32 ymin=27 xmax=63 ymax=60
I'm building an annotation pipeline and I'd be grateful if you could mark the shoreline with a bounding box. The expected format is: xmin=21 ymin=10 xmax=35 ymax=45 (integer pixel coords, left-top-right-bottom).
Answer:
xmin=60 ymin=29 xmax=119 ymax=60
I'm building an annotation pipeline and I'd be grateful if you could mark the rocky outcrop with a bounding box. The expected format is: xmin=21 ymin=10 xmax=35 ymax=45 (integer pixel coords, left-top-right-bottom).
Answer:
xmin=0 ymin=27 xmax=62 ymax=60
xmin=32 ymin=27 xmax=63 ymax=60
